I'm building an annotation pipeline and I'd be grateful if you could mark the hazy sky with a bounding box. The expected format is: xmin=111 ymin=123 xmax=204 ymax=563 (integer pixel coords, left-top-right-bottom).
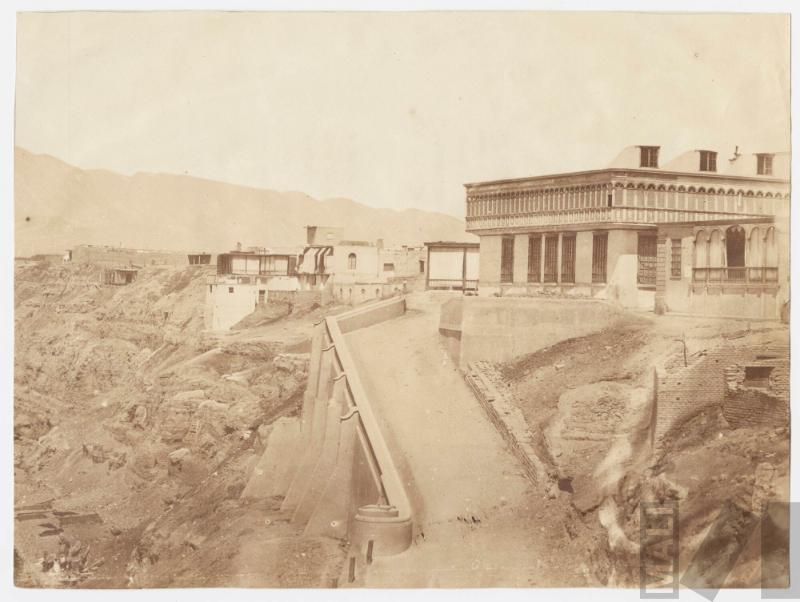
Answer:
xmin=15 ymin=11 xmax=790 ymax=218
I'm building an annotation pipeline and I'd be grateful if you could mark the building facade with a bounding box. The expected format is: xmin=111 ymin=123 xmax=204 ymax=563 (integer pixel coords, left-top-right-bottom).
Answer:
xmin=464 ymin=146 xmax=789 ymax=319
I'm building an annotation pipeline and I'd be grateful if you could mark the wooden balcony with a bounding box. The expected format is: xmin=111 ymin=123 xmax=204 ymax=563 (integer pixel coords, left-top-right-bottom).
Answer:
xmin=692 ymin=267 xmax=778 ymax=284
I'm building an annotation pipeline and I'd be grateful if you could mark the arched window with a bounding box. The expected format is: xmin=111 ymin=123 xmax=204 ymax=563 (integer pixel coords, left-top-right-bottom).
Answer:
xmin=694 ymin=230 xmax=709 ymax=268
xmin=725 ymin=226 xmax=745 ymax=267
xmin=347 ymin=253 xmax=357 ymax=270
xmin=709 ymin=229 xmax=724 ymax=267
xmin=765 ymin=227 xmax=777 ymax=267
xmin=748 ymin=227 xmax=763 ymax=267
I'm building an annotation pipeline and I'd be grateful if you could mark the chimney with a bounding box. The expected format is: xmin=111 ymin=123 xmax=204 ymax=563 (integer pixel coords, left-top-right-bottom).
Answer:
xmin=236 ymin=242 xmax=242 ymax=252
xmin=376 ymin=238 xmax=384 ymax=250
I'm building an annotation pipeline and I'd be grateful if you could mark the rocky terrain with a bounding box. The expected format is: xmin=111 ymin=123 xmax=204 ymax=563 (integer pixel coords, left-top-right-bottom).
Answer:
xmin=496 ymin=313 xmax=790 ymax=588
xmin=14 ymin=260 xmax=343 ymax=587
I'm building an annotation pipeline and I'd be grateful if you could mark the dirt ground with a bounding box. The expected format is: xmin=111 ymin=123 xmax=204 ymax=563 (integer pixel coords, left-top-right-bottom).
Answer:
xmin=14 ymin=260 xmax=347 ymax=588
xmin=496 ymin=308 xmax=790 ymax=587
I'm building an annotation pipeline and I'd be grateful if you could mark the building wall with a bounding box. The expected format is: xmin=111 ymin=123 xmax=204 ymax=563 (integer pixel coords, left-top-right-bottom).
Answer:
xmin=475 ymin=227 xmax=651 ymax=309
xmin=379 ymin=247 xmax=426 ymax=279
xmin=206 ymin=276 xmax=302 ymax=330
xmin=654 ymin=221 xmax=787 ymax=320
xmin=328 ymin=245 xmax=380 ymax=281
xmin=439 ymin=296 xmax=627 ymax=368
xmin=70 ymin=245 xmax=188 ymax=266
xmin=722 ymin=359 xmax=789 ymax=429
xmin=206 ymin=282 xmax=259 ymax=331
xmin=476 ymin=234 xmax=503 ymax=294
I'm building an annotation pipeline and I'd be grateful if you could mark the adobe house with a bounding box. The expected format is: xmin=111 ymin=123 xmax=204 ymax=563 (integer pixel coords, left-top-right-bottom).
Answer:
xmin=298 ymin=226 xmax=425 ymax=305
xmin=206 ymin=246 xmax=302 ymax=330
xmin=101 ymin=267 xmax=138 ymax=285
xmin=464 ymin=146 xmax=789 ymax=319
xmin=187 ymin=253 xmax=212 ymax=265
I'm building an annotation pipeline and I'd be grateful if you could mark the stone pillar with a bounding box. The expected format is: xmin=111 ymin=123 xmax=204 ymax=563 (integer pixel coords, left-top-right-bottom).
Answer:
xmin=575 ymin=231 xmax=593 ymax=286
xmin=477 ymin=234 xmax=502 ymax=294
xmin=512 ymin=234 xmax=529 ymax=286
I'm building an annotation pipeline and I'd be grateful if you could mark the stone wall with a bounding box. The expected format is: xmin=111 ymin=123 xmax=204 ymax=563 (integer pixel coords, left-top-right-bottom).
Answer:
xmin=440 ymin=296 xmax=627 ymax=368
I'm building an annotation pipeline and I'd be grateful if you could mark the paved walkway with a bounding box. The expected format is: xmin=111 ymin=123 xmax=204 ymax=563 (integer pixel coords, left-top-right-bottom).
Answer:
xmin=344 ymin=294 xmax=583 ymax=587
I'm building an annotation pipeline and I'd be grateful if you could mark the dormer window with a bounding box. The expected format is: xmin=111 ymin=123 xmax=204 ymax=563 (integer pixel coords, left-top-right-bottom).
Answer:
xmin=756 ymin=153 xmax=774 ymax=176
xmin=639 ymin=146 xmax=660 ymax=168
xmin=699 ymin=150 xmax=717 ymax=172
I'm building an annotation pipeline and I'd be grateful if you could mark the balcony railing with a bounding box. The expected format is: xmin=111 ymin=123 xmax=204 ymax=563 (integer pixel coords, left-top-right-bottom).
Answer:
xmin=692 ymin=267 xmax=778 ymax=284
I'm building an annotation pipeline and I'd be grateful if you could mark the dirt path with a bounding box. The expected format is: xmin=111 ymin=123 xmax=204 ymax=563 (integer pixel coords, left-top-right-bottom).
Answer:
xmin=343 ymin=294 xmax=586 ymax=587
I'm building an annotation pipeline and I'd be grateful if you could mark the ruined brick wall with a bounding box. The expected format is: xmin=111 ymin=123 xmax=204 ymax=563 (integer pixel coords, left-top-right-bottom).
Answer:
xmin=653 ymin=345 xmax=789 ymax=448
xmin=722 ymin=353 xmax=789 ymax=429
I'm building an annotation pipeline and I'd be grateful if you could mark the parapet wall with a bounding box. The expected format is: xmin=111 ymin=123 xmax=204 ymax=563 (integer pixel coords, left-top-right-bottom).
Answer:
xmin=441 ymin=296 xmax=627 ymax=368
xmin=242 ymin=296 xmax=412 ymax=563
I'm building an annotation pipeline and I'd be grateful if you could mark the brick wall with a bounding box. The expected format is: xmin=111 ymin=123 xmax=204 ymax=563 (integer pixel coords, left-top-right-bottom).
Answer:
xmin=722 ymin=353 xmax=789 ymax=428
xmin=653 ymin=344 xmax=790 ymax=449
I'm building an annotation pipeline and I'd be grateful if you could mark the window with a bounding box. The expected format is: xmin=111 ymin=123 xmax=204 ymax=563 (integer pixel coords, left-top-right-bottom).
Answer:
xmin=543 ymin=235 xmax=558 ymax=283
xmin=757 ymin=154 xmax=774 ymax=176
xmin=744 ymin=366 xmax=773 ymax=388
xmin=527 ymin=235 xmax=541 ymax=282
xmin=637 ymin=233 xmax=657 ymax=287
xmin=640 ymin=146 xmax=660 ymax=168
xmin=347 ymin=253 xmax=357 ymax=270
xmin=258 ymin=290 xmax=266 ymax=304
xmin=670 ymin=239 xmax=682 ymax=279
xmin=419 ymin=260 xmax=425 ymax=273
xmin=500 ymin=237 xmax=514 ymax=283
xmin=561 ymin=235 xmax=576 ymax=283
xmin=228 ymin=287 xmax=234 ymax=294
xmin=383 ymin=263 xmax=395 ymax=272
xmin=592 ymin=233 xmax=608 ymax=283
xmin=699 ymin=150 xmax=717 ymax=172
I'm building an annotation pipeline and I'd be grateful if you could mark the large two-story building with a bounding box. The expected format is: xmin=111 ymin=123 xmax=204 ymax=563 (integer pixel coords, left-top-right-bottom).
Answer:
xmin=464 ymin=146 xmax=790 ymax=320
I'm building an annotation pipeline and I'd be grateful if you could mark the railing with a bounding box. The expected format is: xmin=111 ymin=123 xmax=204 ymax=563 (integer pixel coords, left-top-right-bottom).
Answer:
xmin=692 ymin=267 xmax=778 ymax=284
xmin=427 ymin=278 xmax=478 ymax=291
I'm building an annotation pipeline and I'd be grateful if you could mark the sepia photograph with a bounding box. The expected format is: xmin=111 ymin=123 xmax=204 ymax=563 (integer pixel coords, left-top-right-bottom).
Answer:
xmin=5 ymin=2 xmax=795 ymax=598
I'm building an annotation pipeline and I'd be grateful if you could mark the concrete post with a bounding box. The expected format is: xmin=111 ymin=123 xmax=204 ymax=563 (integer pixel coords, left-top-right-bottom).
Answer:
xmin=281 ymin=344 xmax=336 ymax=513
xmin=303 ymin=379 xmax=359 ymax=539
xmin=292 ymin=374 xmax=347 ymax=526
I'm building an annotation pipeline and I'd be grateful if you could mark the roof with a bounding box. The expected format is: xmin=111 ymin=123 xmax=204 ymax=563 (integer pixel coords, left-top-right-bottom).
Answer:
xmin=424 ymin=241 xmax=480 ymax=248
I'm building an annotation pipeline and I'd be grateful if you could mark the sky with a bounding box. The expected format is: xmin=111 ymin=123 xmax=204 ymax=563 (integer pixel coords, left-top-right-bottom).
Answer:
xmin=15 ymin=11 xmax=791 ymax=218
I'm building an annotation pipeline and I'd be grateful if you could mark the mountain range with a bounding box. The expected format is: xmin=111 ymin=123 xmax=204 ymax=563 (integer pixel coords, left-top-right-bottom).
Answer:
xmin=14 ymin=147 xmax=475 ymax=256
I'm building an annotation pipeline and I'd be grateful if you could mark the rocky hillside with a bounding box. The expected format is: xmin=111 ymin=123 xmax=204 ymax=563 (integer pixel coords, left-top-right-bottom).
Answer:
xmin=14 ymin=146 xmax=476 ymax=256
xmin=14 ymin=261 xmax=342 ymax=587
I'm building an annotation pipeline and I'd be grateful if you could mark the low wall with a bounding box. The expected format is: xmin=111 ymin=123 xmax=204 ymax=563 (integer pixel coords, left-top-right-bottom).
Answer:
xmin=337 ymin=297 xmax=406 ymax=334
xmin=441 ymin=296 xmax=627 ymax=368
xmin=242 ymin=295 xmax=412 ymax=562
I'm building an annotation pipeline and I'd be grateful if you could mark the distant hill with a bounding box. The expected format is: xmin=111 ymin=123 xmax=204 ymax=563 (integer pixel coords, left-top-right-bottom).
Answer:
xmin=14 ymin=147 xmax=475 ymax=256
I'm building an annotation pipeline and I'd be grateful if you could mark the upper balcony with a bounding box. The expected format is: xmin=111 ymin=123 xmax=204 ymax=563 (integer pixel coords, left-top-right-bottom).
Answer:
xmin=464 ymin=169 xmax=789 ymax=234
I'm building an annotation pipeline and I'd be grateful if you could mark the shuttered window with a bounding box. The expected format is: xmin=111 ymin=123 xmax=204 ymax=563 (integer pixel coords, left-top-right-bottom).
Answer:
xmin=637 ymin=233 xmax=657 ymax=287
xmin=592 ymin=233 xmax=608 ymax=283
xmin=561 ymin=235 xmax=576 ymax=283
xmin=670 ymin=239 xmax=682 ymax=278
xmin=543 ymin=236 xmax=558 ymax=283
xmin=527 ymin=235 xmax=541 ymax=282
xmin=500 ymin=237 xmax=514 ymax=283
